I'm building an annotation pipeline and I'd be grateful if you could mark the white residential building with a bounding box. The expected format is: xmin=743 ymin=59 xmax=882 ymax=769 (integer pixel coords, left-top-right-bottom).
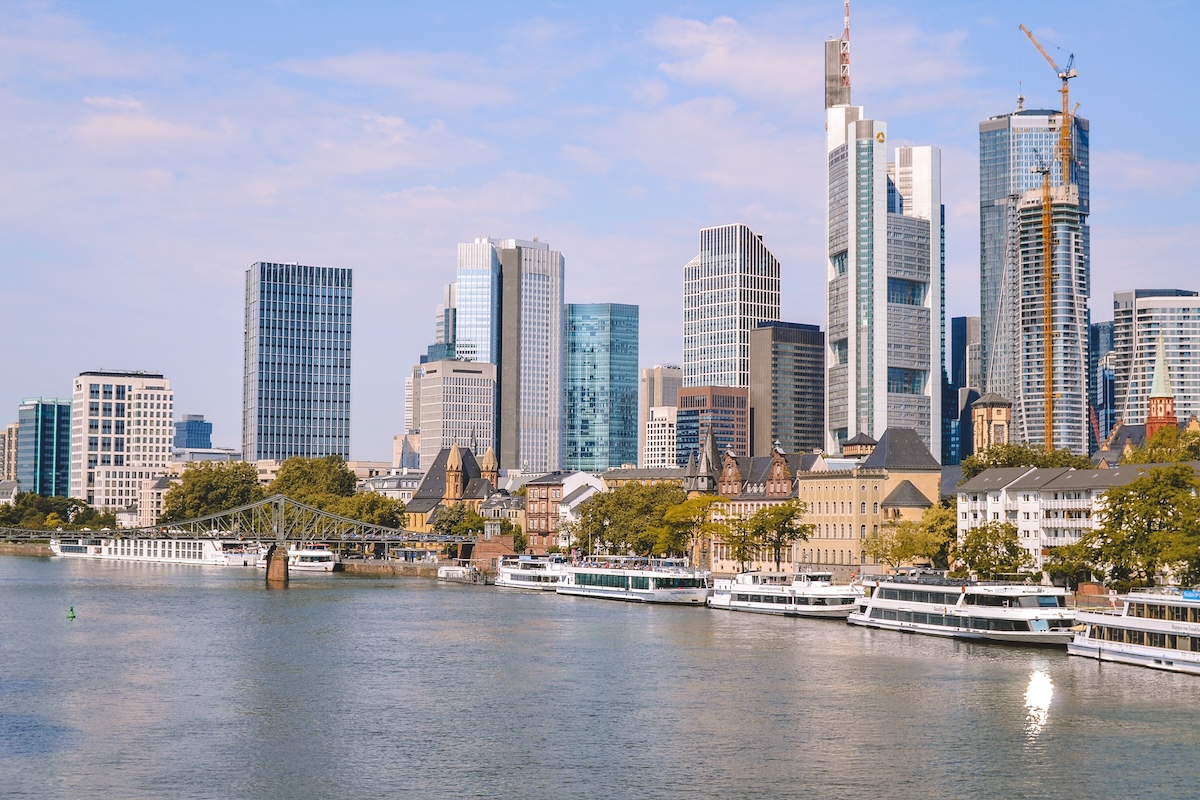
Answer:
xmin=1112 ymin=289 xmax=1200 ymax=426
xmin=642 ymin=405 xmax=679 ymax=469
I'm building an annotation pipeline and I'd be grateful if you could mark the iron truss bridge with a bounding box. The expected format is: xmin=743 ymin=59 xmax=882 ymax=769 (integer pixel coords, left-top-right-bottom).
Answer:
xmin=0 ymin=494 xmax=473 ymax=546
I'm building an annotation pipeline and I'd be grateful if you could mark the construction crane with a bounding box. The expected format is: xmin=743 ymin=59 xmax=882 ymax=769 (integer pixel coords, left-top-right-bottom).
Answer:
xmin=1020 ymin=23 xmax=1078 ymax=452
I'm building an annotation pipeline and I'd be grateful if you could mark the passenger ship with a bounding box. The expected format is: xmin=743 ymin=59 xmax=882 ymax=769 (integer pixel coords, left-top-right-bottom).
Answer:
xmin=707 ymin=571 xmax=862 ymax=618
xmin=847 ymin=572 xmax=1076 ymax=645
xmin=495 ymin=554 xmax=568 ymax=591
xmin=255 ymin=544 xmax=340 ymax=572
xmin=556 ymin=557 xmax=712 ymax=604
xmin=51 ymin=535 xmax=257 ymax=566
xmin=1069 ymin=588 xmax=1200 ymax=674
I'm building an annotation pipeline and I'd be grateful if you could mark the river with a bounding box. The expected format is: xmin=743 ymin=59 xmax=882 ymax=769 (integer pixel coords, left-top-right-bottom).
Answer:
xmin=2 ymin=556 xmax=1198 ymax=799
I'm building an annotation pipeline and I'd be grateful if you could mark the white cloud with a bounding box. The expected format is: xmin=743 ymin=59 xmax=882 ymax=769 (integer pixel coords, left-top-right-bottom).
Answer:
xmin=83 ymin=94 xmax=143 ymax=110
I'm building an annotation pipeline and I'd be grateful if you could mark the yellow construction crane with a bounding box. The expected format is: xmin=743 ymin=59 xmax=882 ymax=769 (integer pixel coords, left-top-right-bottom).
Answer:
xmin=1020 ymin=23 xmax=1078 ymax=452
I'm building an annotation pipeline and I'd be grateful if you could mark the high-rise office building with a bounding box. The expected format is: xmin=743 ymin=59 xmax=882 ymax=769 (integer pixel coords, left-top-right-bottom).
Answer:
xmin=638 ymin=365 xmax=682 ymax=467
xmin=1112 ymin=289 xmax=1200 ymax=427
xmin=825 ymin=62 xmax=943 ymax=456
xmin=16 ymin=398 xmax=70 ymax=497
xmin=243 ymin=262 xmax=352 ymax=462
xmin=418 ymin=360 xmax=496 ymax=471
xmin=748 ymin=321 xmax=824 ymax=456
xmin=951 ymin=316 xmax=982 ymax=393
xmin=0 ymin=421 xmax=18 ymax=482
xmin=979 ymin=107 xmax=1090 ymax=453
xmin=642 ymin=406 xmax=679 ymax=469
xmin=70 ymin=370 xmax=174 ymax=508
xmin=683 ymin=224 xmax=781 ymax=389
xmin=944 ymin=316 xmax=983 ymax=465
xmin=565 ymin=303 xmax=639 ymax=471
xmin=1089 ymin=320 xmax=1115 ymax=449
xmin=173 ymin=415 xmax=213 ymax=449
xmin=676 ymin=385 xmax=749 ymax=465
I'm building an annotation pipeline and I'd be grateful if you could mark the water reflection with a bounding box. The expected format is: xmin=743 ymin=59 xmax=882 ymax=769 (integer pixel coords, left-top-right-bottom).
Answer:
xmin=1024 ymin=669 xmax=1053 ymax=737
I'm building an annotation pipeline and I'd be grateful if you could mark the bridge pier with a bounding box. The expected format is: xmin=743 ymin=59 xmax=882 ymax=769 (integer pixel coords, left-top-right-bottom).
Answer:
xmin=265 ymin=543 xmax=289 ymax=585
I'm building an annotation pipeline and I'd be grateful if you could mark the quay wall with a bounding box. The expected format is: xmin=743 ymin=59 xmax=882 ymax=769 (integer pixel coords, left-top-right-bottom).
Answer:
xmin=340 ymin=560 xmax=440 ymax=578
xmin=0 ymin=542 xmax=52 ymax=557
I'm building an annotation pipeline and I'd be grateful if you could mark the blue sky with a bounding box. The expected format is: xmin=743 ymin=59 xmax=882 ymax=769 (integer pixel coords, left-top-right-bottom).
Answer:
xmin=2 ymin=1 xmax=1197 ymax=461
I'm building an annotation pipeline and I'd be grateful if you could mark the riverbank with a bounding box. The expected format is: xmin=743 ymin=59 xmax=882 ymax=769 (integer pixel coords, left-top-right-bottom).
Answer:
xmin=0 ymin=542 xmax=52 ymax=556
xmin=340 ymin=559 xmax=439 ymax=578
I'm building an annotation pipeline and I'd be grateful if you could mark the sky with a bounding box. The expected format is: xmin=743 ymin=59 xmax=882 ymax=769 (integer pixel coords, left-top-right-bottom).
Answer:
xmin=2 ymin=0 xmax=1198 ymax=462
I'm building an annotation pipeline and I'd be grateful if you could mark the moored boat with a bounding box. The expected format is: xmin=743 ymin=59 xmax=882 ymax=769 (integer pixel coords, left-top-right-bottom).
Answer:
xmin=556 ymin=557 xmax=711 ymax=604
xmin=847 ymin=572 xmax=1075 ymax=645
xmin=707 ymin=570 xmax=862 ymax=618
xmin=1068 ymin=588 xmax=1200 ymax=674
xmin=495 ymin=554 xmax=568 ymax=591
xmin=51 ymin=535 xmax=248 ymax=566
xmin=254 ymin=543 xmax=340 ymax=572
xmin=437 ymin=561 xmax=490 ymax=585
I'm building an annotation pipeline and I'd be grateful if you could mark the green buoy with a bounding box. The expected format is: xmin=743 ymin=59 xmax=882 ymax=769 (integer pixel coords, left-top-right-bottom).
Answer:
xmin=67 ymin=606 xmax=75 ymax=620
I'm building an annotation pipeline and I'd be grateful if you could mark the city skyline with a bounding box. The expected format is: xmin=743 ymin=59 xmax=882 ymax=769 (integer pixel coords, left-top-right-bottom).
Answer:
xmin=2 ymin=2 xmax=1198 ymax=460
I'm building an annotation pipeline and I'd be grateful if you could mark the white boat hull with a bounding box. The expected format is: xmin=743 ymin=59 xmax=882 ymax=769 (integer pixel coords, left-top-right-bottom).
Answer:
xmin=847 ymin=611 xmax=1074 ymax=645
xmin=1067 ymin=639 xmax=1200 ymax=674
xmin=556 ymin=585 xmax=711 ymax=604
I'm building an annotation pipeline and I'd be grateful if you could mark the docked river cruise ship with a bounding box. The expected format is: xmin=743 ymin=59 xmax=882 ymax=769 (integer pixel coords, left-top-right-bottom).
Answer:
xmin=1069 ymin=588 xmax=1200 ymax=674
xmin=51 ymin=536 xmax=257 ymax=566
xmin=708 ymin=571 xmax=862 ymax=618
xmin=495 ymin=554 xmax=568 ymax=591
xmin=556 ymin=557 xmax=711 ymax=604
xmin=848 ymin=572 xmax=1076 ymax=645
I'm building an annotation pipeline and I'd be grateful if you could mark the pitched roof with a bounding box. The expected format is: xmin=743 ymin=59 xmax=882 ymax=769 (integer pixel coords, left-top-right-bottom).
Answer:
xmin=409 ymin=446 xmax=487 ymax=511
xmin=860 ymin=428 xmax=941 ymax=471
xmin=881 ymin=479 xmax=932 ymax=508
xmin=844 ymin=432 xmax=878 ymax=446
xmin=955 ymin=466 xmax=1037 ymax=493
xmin=973 ymin=392 xmax=1011 ymax=407
xmin=1006 ymin=467 xmax=1074 ymax=492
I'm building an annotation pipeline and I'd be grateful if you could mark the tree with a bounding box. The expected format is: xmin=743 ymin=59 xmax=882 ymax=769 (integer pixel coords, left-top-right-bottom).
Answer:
xmin=661 ymin=495 xmax=727 ymax=565
xmin=863 ymin=503 xmax=957 ymax=572
xmin=744 ymin=500 xmax=814 ymax=571
xmin=160 ymin=461 xmax=264 ymax=523
xmin=956 ymin=521 xmax=1034 ymax=579
xmin=505 ymin=520 xmax=527 ymax=553
xmin=1121 ymin=425 xmax=1200 ymax=465
xmin=722 ymin=517 xmax=759 ymax=573
xmin=431 ymin=503 xmax=485 ymax=538
xmin=327 ymin=493 xmax=407 ymax=529
xmin=1082 ymin=464 xmax=1200 ymax=589
xmin=0 ymin=493 xmax=116 ymax=530
xmin=268 ymin=456 xmax=356 ymax=507
xmin=574 ymin=482 xmax=686 ymax=556
xmin=1042 ymin=541 xmax=1094 ymax=590
xmin=959 ymin=443 xmax=1092 ymax=483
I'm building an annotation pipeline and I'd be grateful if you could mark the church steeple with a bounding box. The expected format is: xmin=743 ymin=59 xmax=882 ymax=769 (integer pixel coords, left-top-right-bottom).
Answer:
xmin=1146 ymin=337 xmax=1177 ymax=441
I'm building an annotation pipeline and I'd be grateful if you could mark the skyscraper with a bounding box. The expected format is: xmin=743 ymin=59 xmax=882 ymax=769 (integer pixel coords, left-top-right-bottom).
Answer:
xmin=638 ymin=364 xmax=682 ymax=467
xmin=418 ymin=360 xmax=496 ymax=471
xmin=243 ymin=262 xmax=352 ymax=462
xmin=565 ymin=303 xmax=639 ymax=471
xmin=748 ymin=321 xmax=825 ymax=456
xmin=825 ymin=64 xmax=943 ymax=456
xmin=173 ymin=414 xmax=213 ymax=449
xmin=676 ymin=385 xmax=749 ymax=465
xmin=683 ymin=224 xmax=781 ymax=389
xmin=17 ymin=398 xmax=70 ymax=497
xmin=0 ymin=421 xmax=18 ymax=482
xmin=1112 ymin=289 xmax=1200 ymax=427
xmin=979 ymin=107 xmax=1090 ymax=453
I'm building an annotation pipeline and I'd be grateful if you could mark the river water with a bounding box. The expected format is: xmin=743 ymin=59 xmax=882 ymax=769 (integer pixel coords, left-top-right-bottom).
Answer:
xmin=2 ymin=556 xmax=1198 ymax=800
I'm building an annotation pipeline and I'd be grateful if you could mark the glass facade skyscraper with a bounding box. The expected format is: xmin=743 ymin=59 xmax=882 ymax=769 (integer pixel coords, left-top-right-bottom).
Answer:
xmin=173 ymin=415 xmax=213 ymax=449
xmin=1112 ymin=289 xmax=1200 ymax=427
xmin=16 ymin=398 xmax=70 ymax=497
xmin=565 ymin=303 xmax=639 ymax=471
xmin=243 ymin=262 xmax=352 ymax=462
xmin=979 ymin=108 xmax=1090 ymax=453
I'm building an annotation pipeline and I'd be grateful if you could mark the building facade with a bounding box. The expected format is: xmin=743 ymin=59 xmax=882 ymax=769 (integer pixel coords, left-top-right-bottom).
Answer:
xmin=418 ymin=360 xmax=496 ymax=471
xmin=243 ymin=262 xmax=352 ymax=462
xmin=173 ymin=414 xmax=213 ymax=449
xmin=748 ymin=321 xmax=825 ymax=456
xmin=683 ymin=224 xmax=781 ymax=389
xmin=642 ymin=406 xmax=678 ymax=470
xmin=676 ymin=385 xmax=749 ymax=464
xmin=564 ymin=303 xmax=639 ymax=471
xmin=638 ymin=365 xmax=681 ymax=467
xmin=826 ymin=75 xmax=943 ymax=456
xmin=979 ymin=108 xmax=1090 ymax=454
xmin=0 ymin=421 xmax=17 ymax=482
xmin=16 ymin=398 xmax=71 ymax=497
xmin=1112 ymin=289 xmax=1200 ymax=428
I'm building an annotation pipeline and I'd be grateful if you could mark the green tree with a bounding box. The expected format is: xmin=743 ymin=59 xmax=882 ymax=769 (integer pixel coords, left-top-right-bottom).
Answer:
xmin=1082 ymin=464 xmax=1200 ymax=589
xmin=432 ymin=503 xmax=486 ymax=538
xmin=959 ymin=443 xmax=1092 ymax=483
xmin=327 ymin=492 xmax=407 ymax=529
xmin=1042 ymin=541 xmax=1094 ymax=590
xmin=575 ymin=482 xmax=686 ymax=556
xmin=0 ymin=493 xmax=117 ymax=530
xmin=1121 ymin=426 xmax=1200 ymax=465
xmin=504 ymin=520 xmax=527 ymax=553
xmin=267 ymin=456 xmax=356 ymax=507
xmin=722 ymin=517 xmax=759 ymax=573
xmin=661 ymin=495 xmax=727 ymax=565
xmin=744 ymin=500 xmax=814 ymax=571
xmin=160 ymin=461 xmax=264 ymax=523
xmin=956 ymin=521 xmax=1034 ymax=579
xmin=863 ymin=503 xmax=957 ymax=572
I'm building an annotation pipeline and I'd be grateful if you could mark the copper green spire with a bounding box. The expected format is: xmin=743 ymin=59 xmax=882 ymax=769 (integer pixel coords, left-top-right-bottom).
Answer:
xmin=1150 ymin=337 xmax=1173 ymax=399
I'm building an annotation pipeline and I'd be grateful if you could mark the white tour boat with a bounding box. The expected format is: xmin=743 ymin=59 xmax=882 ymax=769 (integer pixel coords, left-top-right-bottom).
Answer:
xmin=494 ymin=554 xmax=568 ymax=591
xmin=436 ymin=561 xmax=490 ymax=585
xmin=556 ymin=557 xmax=712 ymax=605
xmin=847 ymin=572 xmax=1076 ymax=645
xmin=1068 ymin=588 xmax=1200 ymax=674
xmin=707 ymin=571 xmax=863 ymax=618
xmin=51 ymin=535 xmax=257 ymax=566
xmin=255 ymin=544 xmax=340 ymax=572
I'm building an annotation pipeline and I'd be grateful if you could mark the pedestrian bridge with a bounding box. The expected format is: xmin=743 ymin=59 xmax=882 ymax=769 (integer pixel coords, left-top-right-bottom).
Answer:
xmin=0 ymin=494 xmax=470 ymax=547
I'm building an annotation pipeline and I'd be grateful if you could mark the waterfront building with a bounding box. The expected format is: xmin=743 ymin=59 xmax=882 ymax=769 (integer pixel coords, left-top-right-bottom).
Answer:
xmin=0 ymin=421 xmax=17 ymax=482
xmin=642 ymin=406 xmax=678 ymax=470
xmin=565 ymin=303 xmax=639 ymax=471
xmin=418 ymin=360 xmax=496 ymax=471
xmin=359 ymin=467 xmax=426 ymax=505
xmin=979 ymin=107 xmax=1090 ymax=454
xmin=638 ymin=365 xmax=682 ymax=467
xmin=173 ymin=415 xmax=212 ymax=449
xmin=825 ymin=61 xmax=943 ymax=456
xmin=243 ymin=262 xmax=352 ymax=462
xmin=1112 ymin=289 xmax=1200 ymax=428
xmin=748 ymin=321 xmax=824 ymax=457
xmin=599 ymin=465 xmax=687 ymax=491
xmin=683 ymin=224 xmax=781 ymax=390
xmin=405 ymin=443 xmax=497 ymax=533
xmin=523 ymin=471 xmax=606 ymax=554
xmin=69 ymin=371 xmax=173 ymax=509
xmin=0 ymin=480 xmax=17 ymax=506
xmin=16 ymin=398 xmax=71 ymax=497
xmin=676 ymin=385 xmax=749 ymax=465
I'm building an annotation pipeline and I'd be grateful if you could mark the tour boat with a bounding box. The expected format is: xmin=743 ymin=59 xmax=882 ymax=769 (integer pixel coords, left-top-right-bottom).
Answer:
xmin=437 ymin=561 xmax=490 ymax=585
xmin=556 ymin=557 xmax=712 ymax=605
xmin=847 ymin=572 xmax=1076 ymax=645
xmin=255 ymin=544 xmax=340 ymax=572
xmin=494 ymin=554 xmax=568 ymax=591
xmin=707 ymin=571 xmax=863 ymax=618
xmin=1068 ymin=588 xmax=1200 ymax=674
xmin=51 ymin=535 xmax=255 ymax=566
